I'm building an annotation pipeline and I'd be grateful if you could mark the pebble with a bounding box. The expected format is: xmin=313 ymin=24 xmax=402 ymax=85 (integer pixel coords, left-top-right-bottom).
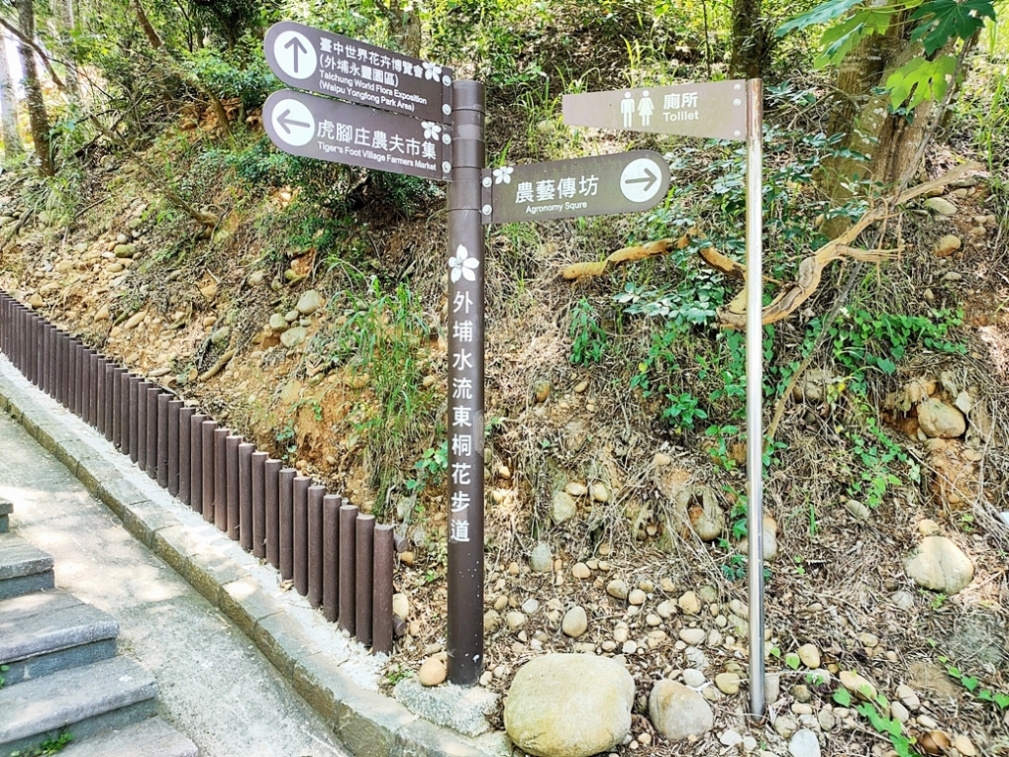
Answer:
xmin=521 ymin=598 xmax=540 ymax=614
xmin=896 ymin=684 xmax=921 ymax=710
xmin=269 ymin=313 xmax=288 ymax=331
xmin=296 ymin=289 xmax=323 ymax=315
xmin=606 ymin=579 xmax=629 ymax=600
xmin=653 ymin=452 xmax=672 ymax=466
xmin=392 ymin=593 xmax=409 ymax=619
xmin=562 ymin=606 xmax=588 ymax=638
xmin=891 ymin=701 xmax=909 ymax=723
xmin=683 ymin=669 xmax=706 ymax=687
xmin=646 ymin=613 xmax=662 ymax=627
xmin=774 ymin=715 xmax=798 ymax=739
xmin=791 ymin=703 xmax=813 ymax=715
xmin=613 ymin=624 xmax=629 ymax=644
xmin=656 ymin=600 xmax=676 ymax=619
xmin=565 ymin=482 xmax=588 ymax=497
xmin=628 ymin=589 xmax=646 ymax=605
xmin=529 ymin=542 xmax=552 ymax=572
xmin=715 ymin=672 xmax=740 ymax=695
xmin=720 ymin=729 xmax=743 ymax=747
xmin=917 ymin=714 xmax=938 ymax=729
xmin=679 ymin=628 xmax=706 ymax=646
xmin=280 ymin=326 xmax=306 ymax=348
xmin=418 ymin=656 xmax=446 ymax=686
xmin=954 ymin=735 xmax=977 ymax=756
xmin=622 ymin=640 xmax=637 ymax=655
xmin=788 ymin=729 xmax=821 ymax=757
xmin=839 ymin=670 xmax=876 ymax=700
xmin=707 ymin=629 xmax=723 ymax=647
xmin=743 ymin=736 xmax=757 ymax=751
xmin=572 ymin=562 xmax=591 ymax=579
xmin=792 ymin=643 xmax=819 ymax=669
xmin=817 ymin=709 xmax=835 ymax=731
xmin=590 ymin=482 xmax=609 ymax=502
xmin=678 ymin=591 xmax=701 ymax=615
xmin=506 ymin=612 xmax=526 ymax=631
xmin=891 ymin=590 xmax=914 ymax=611
xmin=792 ymin=684 xmax=812 ymax=703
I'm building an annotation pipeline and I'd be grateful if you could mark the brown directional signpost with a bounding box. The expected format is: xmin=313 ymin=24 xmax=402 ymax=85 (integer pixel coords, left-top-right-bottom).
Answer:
xmin=265 ymin=19 xmax=764 ymax=704
xmin=566 ymin=79 xmax=767 ymax=719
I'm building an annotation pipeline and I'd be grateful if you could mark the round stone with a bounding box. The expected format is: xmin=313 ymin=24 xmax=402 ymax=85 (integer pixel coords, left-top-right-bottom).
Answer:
xmin=562 ymin=606 xmax=588 ymax=638
xmin=648 ymin=680 xmax=713 ymax=741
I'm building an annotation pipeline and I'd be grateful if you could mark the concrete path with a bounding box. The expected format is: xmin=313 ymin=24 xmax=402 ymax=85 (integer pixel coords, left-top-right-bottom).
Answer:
xmin=0 ymin=409 xmax=348 ymax=757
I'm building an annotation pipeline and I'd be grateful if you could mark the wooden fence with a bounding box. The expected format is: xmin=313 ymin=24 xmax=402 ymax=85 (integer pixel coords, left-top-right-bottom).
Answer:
xmin=0 ymin=291 xmax=396 ymax=653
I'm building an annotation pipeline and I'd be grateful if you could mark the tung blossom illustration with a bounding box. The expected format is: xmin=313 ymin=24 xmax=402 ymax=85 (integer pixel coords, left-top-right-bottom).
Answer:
xmin=449 ymin=244 xmax=479 ymax=283
xmin=423 ymin=61 xmax=443 ymax=81
xmin=493 ymin=166 xmax=513 ymax=184
xmin=422 ymin=121 xmax=442 ymax=140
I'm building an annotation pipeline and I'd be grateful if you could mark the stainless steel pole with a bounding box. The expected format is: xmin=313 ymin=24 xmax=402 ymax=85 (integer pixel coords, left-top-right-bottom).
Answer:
xmin=745 ymin=77 xmax=765 ymax=719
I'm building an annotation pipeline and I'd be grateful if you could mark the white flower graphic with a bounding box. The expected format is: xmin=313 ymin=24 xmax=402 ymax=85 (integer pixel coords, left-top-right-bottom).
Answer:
xmin=449 ymin=244 xmax=479 ymax=283
xmin=492 ymin=166 xmax=514 ymax=185
xmin=423 ymin=62 xmax=443 ymax=81
xmin=422 ymin=121 xmax=442 ymax=140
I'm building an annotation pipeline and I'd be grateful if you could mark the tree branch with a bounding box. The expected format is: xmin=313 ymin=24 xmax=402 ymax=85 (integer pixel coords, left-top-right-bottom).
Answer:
xmin=0 ymin=18 xmax=65 ymax=91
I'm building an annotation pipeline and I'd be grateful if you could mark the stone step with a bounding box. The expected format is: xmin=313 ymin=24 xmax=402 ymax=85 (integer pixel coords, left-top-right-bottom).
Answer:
xmin=0 ymin=498 xmax=11 ymax=533
xmin=0 ymin=655 xmax=158 ymax=757
xmin=58 ymin=718 xmax=198 ymax=757
xmin=0 ymin=588 xmax=119 ymax=684
xmin=0 ymin=533 xmax=54 ymax=600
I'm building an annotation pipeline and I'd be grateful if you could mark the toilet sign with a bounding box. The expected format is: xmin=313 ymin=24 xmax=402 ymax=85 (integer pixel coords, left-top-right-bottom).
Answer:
xmin=480 ymin=151 xmax=670 ymax=225
xmin=563 ymin=80 xmax=748 ymax=142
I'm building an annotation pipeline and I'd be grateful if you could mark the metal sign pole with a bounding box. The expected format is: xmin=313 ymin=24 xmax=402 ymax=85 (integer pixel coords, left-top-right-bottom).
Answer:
xmin=745 ymin=77 xmax=765 ymax=719
xmin=446 ymin=79 xmax=486 ymax=686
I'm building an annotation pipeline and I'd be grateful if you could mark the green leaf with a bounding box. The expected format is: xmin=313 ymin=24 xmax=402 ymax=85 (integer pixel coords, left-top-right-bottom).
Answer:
xmin=961 ymin=675 xmax=979 ymax=692
xmin=785 ymin=652 xmax=801 ymax=671
xmin=910 ymin=0 xmax=997 ymax=56
xmin=947 ymin=665 xmax=961 ymax=678
xmin=995 ymin=693 xmax=1009 ymax=709
xmin=977 ymin=689 xmax=993 ymax=701
xmin=776 ymin=0 xmax=864 ymax=37
xmin=815 ymin=8 xmax=896 ymax=67
xmin=885 ymin=55 xmax=957 ymax=110
xmin=833 ymin=688 xmax=852 ymax=706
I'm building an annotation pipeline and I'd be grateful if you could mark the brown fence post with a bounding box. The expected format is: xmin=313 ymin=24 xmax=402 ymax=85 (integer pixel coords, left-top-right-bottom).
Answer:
xmin=179 ymin=406 xmax=195 ymax=504
xmin=157 ymin=393 xmax=170 ymax=487
xmin=293 ymin=476 xmax=310 ymax=597
xmin=239 ymin=443 xmax=255 ymax=550
xmin=265 ymin=460 xmax=282 ymax=569
xmin=215 ymin=429 xmax=230 ymax=532
xmin=202 ymin=420 xmax=218 ymax=523
xmin=226 ymin=434 xmax=241 ymax=539
xmin=373 ymin=524 xmax=395 ymax=655
xmin=338 ymin=504 xmax=358 ymax=635
xmin=251 ymin=452 xmax=268 ymax=558
xmin=129 ymin=378 xmax=142 ymax=464
xmin=168 ymin=399 xmax=183 ymax=495
xmin=355 ymin=514 xmax=376 ymax=647
xmin=279 ymin=467 xmax=296 ymax=580
xmin=322 ymin=494 xmax=341 ymax=623
xmin=145 ymin=386 xmax=160 ymax=479
xmin=307 ymin=485 xmax=325 ymax=609
xmin=191 ymin=414 xmax=208 ymax=514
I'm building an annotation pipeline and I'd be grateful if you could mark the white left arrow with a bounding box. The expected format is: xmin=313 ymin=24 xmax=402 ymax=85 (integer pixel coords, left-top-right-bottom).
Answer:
xmin=270 ymin=99 xmax=315 ymax=147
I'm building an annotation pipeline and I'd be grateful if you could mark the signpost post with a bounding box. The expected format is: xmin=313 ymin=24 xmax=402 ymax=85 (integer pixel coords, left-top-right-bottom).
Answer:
xmin=264 ymin=22 xmax=762 ymax=705
xmin=564 ymin=78 xmax=766 ymax=719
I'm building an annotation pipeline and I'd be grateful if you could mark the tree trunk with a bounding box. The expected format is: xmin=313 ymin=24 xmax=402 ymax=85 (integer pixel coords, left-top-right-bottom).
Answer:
xmin=818 ymin=12 xmax=973 ymax=238
xmin=54 ymin=0 xmax=81 ymax=101
xmin=0 ymin=35 xmax=23 ymax=159
xmin=15 ymin=0 xmax=54 ymax=176
xmin=731 ymin=0 xmax=772 ymax=79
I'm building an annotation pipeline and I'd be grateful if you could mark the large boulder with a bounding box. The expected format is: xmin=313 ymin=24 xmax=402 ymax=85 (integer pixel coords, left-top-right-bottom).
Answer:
xmin=906 ymin=536 xmax=973 ymax=594
xmin=648 ymin=680 xmax=714 ymax=741
xmin=504 ymin=654 xmax=634 ymax=757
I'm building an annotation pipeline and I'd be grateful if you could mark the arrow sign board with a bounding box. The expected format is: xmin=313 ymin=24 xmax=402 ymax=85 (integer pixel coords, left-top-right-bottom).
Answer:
xmin=480 ymin=150 xmax=670 ymax=225
xmin=563 ymin=80 xmax=747 ymax=141
xmin=265 ymin=21 xmax=453 ymax=124
xmin=263 ymin=89 xmax=452 ymax=181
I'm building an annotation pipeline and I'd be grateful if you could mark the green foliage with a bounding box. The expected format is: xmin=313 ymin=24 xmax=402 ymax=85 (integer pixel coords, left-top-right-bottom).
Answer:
xmin=406 ymin=443 xmax=449 ymax=494
xmin=0 ymin=663 xmax=8 ymax=689
xmin=824 ymin=307 xmax=964 ymax=393
xmin=886 ymin=55 xmax=958 ymax=110
xmin=834 ymin=683 xmax=914 ymax=757
xmin=9 ymin=730 xmax=74 ymax=756
xmin=943 ymin=660 xmax=1009 ymax=711
xmin=910 ymin=0 xmax=997 ymax=55
xmin=568 ymin=298 xmax=608 ymax=365
xmin=190 ymin=47 xmax=277 ymax=109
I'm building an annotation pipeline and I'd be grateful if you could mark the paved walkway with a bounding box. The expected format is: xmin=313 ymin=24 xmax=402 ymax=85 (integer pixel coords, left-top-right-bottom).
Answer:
xmin=0 ymin=409 xmax=348 ymax=757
